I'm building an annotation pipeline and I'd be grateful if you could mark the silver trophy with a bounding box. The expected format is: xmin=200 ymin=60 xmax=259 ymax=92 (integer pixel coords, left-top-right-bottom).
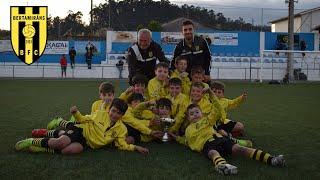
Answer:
xmin=160 ymin=118 xmax=175 ymax=142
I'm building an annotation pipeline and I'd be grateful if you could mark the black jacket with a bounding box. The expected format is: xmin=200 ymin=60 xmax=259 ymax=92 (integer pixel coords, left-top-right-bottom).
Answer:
xmin=172 ymin=36 xmax=211 ymax=75
xmin=127 ymin=41 xmax=168 ymax=84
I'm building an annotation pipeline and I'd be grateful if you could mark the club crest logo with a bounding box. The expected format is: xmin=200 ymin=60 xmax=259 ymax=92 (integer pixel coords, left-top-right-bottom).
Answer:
xmin=149 ymin=51 xmax=153 ymax=58
xmin=11 ymin=6 xmax=48 ymax=65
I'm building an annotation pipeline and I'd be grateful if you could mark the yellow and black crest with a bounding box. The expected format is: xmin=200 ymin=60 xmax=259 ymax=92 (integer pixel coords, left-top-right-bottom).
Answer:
xmin=11 ymin=6 xmax=47 ymax=65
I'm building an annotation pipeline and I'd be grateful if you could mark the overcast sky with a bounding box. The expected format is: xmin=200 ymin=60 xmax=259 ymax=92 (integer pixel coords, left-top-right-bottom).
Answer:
xmin=1 ymin=0 xmax=319 ymax=30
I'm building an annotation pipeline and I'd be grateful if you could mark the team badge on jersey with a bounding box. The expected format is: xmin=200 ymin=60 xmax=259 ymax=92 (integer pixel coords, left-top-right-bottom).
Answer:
xmin=149 ymin=51 xmax=153 ymax=58
xmin=11 ymin=6 xmax=48 ymax=65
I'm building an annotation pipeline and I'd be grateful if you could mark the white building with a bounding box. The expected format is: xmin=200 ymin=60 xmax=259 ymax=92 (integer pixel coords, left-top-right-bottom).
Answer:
xmin=270 ymin=7 xmax=320 ymax=33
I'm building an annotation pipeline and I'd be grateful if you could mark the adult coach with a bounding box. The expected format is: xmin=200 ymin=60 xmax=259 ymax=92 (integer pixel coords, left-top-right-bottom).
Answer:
xmin=127 ymin=29 xmax=168 ymax=85
xmin=172 ymin=20 xmax=211 ymax=81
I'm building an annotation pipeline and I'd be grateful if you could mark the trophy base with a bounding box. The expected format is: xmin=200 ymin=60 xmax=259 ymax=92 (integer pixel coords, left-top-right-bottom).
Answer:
xmin=162 ymin=138 xmax=169 ymax=142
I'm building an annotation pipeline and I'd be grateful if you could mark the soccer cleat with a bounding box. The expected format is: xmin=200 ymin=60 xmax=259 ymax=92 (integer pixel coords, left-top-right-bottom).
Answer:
xmin=32 ymin=129 xmax=47 ymax=137
xmin=215 ymin=163 xmax=238 ymax=175
xmin=271 ymin=155 xmax=285 ymax=167
xmin=47 ymin=117 xmax=63 ymax=130
xmin=15 ymin=138 xmax=33 ymax=151
xmin=236 ymin=139 xmax=253 ymax=148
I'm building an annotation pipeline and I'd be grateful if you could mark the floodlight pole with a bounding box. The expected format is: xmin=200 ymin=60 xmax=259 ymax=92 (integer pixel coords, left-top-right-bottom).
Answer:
xmin=91 ymin=0 xmax=93 ymax=34
xmin=286 ymin=0 xmax=297 ymax=82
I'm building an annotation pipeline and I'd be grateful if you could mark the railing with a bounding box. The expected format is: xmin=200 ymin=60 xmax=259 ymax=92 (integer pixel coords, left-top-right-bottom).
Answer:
xmin=1 ymin=63 xmax=319 ymax=81
xmin=0 ymin=64 xmax=128 ymax=79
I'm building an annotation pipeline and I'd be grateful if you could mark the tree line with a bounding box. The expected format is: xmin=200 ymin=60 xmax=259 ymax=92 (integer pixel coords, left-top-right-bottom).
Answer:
xmin=0 ymin=0 xmax=270 ymax=40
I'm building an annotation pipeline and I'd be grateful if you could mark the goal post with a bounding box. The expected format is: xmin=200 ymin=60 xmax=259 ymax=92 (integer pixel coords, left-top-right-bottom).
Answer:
xmin=259 ymin=50 xmax=320 ymax=82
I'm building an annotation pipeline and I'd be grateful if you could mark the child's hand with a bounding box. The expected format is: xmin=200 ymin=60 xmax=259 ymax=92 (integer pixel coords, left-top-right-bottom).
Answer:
xmin=167 ymin=132 xmax=177 ymax=141
xmin=202 ymin=87 xmax=210 ymax=94
xmin=180 ymin=72 xmax=188 ymax=78
xmin=70 ymin=106 xmax=78 ymax=114
xmin=146 ymin=100 xmax=156 ymax=106
xmin=135 ymin=146 xmax=149 ymax=155
xmin=150 ymin=130 xmax=164 ymax=139
xmin=149 ymin=118 xmax=161 ymax=127
xmin=125 ymin=86 xmax=134 ymax=94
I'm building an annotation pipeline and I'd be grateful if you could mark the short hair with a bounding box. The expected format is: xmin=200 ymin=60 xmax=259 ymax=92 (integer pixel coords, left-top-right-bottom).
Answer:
xmin=127 ymin=93 xmax=144 ymax=104
xmin=138 ymin=29 xmax=152 ymax=39
xmin=155 ymin=62 xmax=169 ymax=70
xmin=191 ymin=66 xmax=205 ymax=76
xmin=156 ymin=98 xmax=172 ymax=110
xmin=99 ymin=82 xmax=115 ymax=94
xmin=175 ymin=55 xmax=188 ymax=64
xmin=191 ymin=82 xmax=205 ymax=89
xmin=186 ymin=103 xmax=200 ymax=115
xmin=209 ymin=81 xmax=225 ymax=91
xmin=182 ymin=20 xmax=194 ymax=27
xmin=132 ymin=74 xmax=148 ymax=86
xmin=110 ymin=98 xmax=128 ymax=115
xmin=169 ymin=78 xmax=182 ymax=87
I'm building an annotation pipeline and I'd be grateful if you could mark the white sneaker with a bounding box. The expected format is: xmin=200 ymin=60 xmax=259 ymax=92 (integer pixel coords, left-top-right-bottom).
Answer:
xmin=271 ymin=155 xmax=286 ymax=167
xmin=216 ymin=163 xmax=238 ymax=175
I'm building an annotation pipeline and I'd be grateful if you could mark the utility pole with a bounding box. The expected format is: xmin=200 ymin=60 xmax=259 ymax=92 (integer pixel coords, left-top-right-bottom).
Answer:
xmin=90 ymin=0 xmax=93 ymax=33
xmin=108 ymin=0 xmax=111 ymax=29
xmin=260 ymin=8 xmax=264 ymax=31
xmin=286 ymin=0 xmax=297 ymax=82
xmin=91 ymin=0 xmax=93 ymax=35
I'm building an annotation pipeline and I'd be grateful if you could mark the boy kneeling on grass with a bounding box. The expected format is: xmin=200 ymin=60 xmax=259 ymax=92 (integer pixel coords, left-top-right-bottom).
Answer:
xmin=169 ymin=89 xmax=285 ymax=175
xmin=15 ymin=98 xmax=149 ymax=155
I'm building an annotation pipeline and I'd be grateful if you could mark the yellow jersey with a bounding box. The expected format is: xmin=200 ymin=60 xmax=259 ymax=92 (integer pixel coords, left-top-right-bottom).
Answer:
xmin=73 ymin=110 xmax=135 ymax=151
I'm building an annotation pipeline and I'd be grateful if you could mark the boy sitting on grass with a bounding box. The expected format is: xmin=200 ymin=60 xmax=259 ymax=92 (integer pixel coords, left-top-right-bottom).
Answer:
xmin=169 ymin=89 xmax=285 ymax=175
xmin=210 ymin=81 xmax=246 ymax=137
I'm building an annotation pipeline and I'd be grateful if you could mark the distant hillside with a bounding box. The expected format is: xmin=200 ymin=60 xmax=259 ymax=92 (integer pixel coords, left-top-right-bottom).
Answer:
xmin=91 ymin=0 xmax=270 ymax=32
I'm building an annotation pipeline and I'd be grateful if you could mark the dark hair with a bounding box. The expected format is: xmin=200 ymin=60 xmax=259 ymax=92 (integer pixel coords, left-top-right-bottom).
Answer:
xmin=132 ymin=74 xmax=148 ymax=86
xmin=127 ymin=93 xmax=144 ymax=104
xmin=209 ymin=81 xmax=225 ymax=91
xmin=99 ymin=82 xmax=115 ymax=94
xmin=191 ymin=82 xmax=204 ymax=89
xmin=169 ymin=78 xmax=182 ymax=86
xmin=191 ymin=66 xmax=205 ymax=76
xmin=175 ymin=55 xmax=188 ymax=64
xmin=186 ymin=103 xmax=200 ymax=115
xmin=110 ymin=98 xmax=128 ymax=115
xmin=182 ymin=20 xmax=194 ymax=27
xmin=155 ymin=62 xmax=169 ymax=70
xmin=156 ymin=98 xmax=172 ymax=110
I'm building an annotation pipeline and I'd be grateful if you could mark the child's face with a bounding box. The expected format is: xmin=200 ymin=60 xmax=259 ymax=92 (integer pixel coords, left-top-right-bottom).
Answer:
xmin=211 ymin=88 xmax=224 ymax=98
xmin=108 ymin=106 xmax=123 ymax=122
xmin=169 ymin=84 xmax=182 ymax=97
xmin=133 ymin=83 xmax=145 ymax=94
xmin=190 ymin=86 xmax=203 ymax=102
xmin=130 ymin=100 xmax=141 ymax=108
xmin=188 ymin=107 xmax=202 ymax=123
xmin=191 ymin=73 xmax=204 ymax=83
xmin=100 ymin=92 xmax=114 ymax=104
xmin=155 ymin=67 xmax=169 ymax=81
xmin=157 ymin=106 xmax=171 ymax=118
xmin=175 ymin=60 xmax=187 ymax=73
